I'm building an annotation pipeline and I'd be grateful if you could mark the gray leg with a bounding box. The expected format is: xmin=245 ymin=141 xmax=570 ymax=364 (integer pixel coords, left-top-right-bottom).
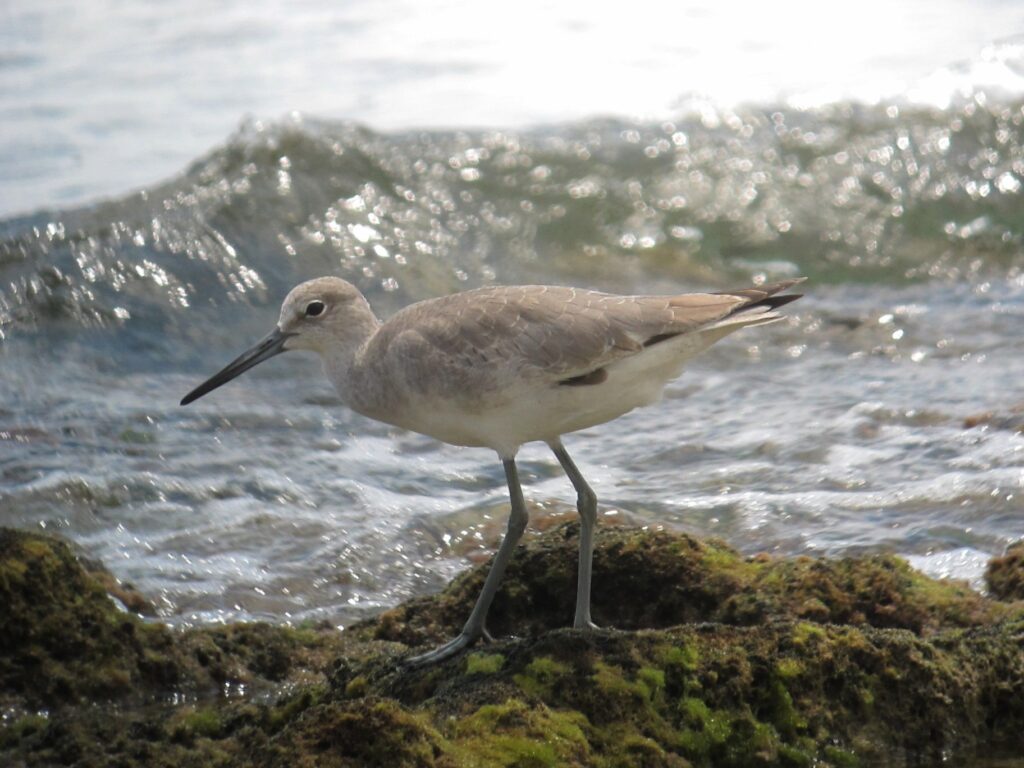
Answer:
xmin=406 ymin=458 xmax=529 ymax=666
xmin=550 ymin=440 xmax=599 ymax=630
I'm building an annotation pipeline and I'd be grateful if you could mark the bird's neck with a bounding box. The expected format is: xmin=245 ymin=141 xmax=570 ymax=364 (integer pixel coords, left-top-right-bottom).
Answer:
xmin=320 ymin=304 xmax=381 ymax=407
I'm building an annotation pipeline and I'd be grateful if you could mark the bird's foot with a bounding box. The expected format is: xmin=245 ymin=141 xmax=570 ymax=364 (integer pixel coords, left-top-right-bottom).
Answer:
xmin=404 ymin=630 xmax=482 ymax=668
xmin=573 ymin=618 xmax=602 ymax=631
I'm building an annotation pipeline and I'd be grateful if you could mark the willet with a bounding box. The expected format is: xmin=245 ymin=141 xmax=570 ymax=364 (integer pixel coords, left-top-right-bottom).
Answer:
xmin=181 ymin=276 xmax=803 ymax=665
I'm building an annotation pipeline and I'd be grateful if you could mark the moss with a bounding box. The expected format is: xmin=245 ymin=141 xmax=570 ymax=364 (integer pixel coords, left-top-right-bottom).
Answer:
xmin=344 ymin=674 xmax=369 ymax=697
xmin=775 ymin=658 xmax=803 ymax=679
xmin=458 ymin=734 xmax=558 ymax=767
xmin=696 ymin=543 xmax=747 ymax=575
xmin=658 ymin=641 xmax=700 ymax=701
xmin=267 ymin=685 xmax=325 ymax=732
xmin=591 ymin=661 xmax=650 ymax=719
xmin=777 ymin=742 xmax=814 ymax=767
xmin=0 ymin=527 xmax=184 ymax=705
xmin=169 ymin=706 xmax=224 ymax=742
xmin=857 ymin=685 xmax=874 ymax=709
xmin=0 ymin=526 xmax=353 ymax=707
xmin=513 ymin=656 xmax=571 ymax=698
xmin=636 ymin=666 xmax=666 ymax=700
xmin=380 ymin=524 xmax=1018 ymax=657
xmin=822 ymin=745 xmax=860 ymax=767
xmin=269 ymin=698 xmax=444 ymax=767
xmin=986 ymin=542 xmax=1024 ymax=601
xmin=602 ymin=731 xmax=688 ymax=767
xmin=447 ymin=699 xmax=590 ymax=767
xmin=4 ymin=524 xmax=1024 ymax=768
xmin=791 ymin=622 xmax=826 ymax=646
xmin=762 ymin=678 xmax=806 ymax=739
xmin=465 ymin=652 xmax=506 ymax=675
xmin=0 ymin=714 xmax=50 ymax=749
xmin=659 ymin=642 xmax=699 ymax=672
xmin=677 ymin=697 xmax=732 ymax=752
xmin=184 ymin=622 xmax=302 ymax=682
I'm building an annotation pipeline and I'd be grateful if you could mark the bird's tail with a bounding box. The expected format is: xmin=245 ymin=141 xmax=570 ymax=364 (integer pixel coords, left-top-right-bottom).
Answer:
xmin=703 ymin=277 xmax=805 ymax=331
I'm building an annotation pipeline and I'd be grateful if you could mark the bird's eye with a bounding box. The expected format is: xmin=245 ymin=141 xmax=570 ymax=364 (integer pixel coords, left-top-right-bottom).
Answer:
xmin=305 ymin=300 xmax=326 ymax=318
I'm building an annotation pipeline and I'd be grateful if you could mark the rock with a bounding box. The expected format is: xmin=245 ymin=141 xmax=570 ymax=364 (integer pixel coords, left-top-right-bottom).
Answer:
xmin=0 ymin=527 xmax=181 ymax=706
xmin=986 ymin=541 xmax=1024 ymax=601
xmin=367 ymin=526 xmax=1007 ymax=646
xmin=964 ymin=403 xmax=1024 ymax=432
xmin=2 ymin=524 xmax=1023 ymax=767
xmin=0 ymin=529 xmax=348 ymax=709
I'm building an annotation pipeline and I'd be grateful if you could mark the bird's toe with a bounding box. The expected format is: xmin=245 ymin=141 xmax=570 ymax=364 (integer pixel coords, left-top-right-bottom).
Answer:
xmin=404 ymin=631 xmax=480 ymax=667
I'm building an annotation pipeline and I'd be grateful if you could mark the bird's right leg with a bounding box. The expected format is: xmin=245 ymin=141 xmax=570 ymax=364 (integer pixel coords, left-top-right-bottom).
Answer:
xmin=406 ymin=457 xmax=529 ymax=667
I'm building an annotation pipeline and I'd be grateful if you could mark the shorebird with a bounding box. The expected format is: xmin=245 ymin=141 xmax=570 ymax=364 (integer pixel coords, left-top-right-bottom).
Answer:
xmin=181 ymin=276 xmax=803 ymax=665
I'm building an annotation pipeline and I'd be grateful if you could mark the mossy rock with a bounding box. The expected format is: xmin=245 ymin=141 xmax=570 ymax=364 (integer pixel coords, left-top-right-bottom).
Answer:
xmin=986 ymin=542 xmax=1024 ymax=601
xmin=259 ymin=698 xmax=444 ymax=767
xmin=385 ymin=623 xmax=1024 ymax=766
xmin=3 ymin=524 xmax=1024 ymax=767
xmin=368 ymin=524 xmax=1012 ymax=647
xmin=0 ymin=528 xmax=182 ymax=705
xmin=0 ymin=529 xmax=350 ymax=709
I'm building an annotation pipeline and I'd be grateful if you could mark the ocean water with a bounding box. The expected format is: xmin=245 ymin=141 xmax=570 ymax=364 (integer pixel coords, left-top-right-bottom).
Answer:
xmin=2 ymin=1 xmax=1024 ymax=632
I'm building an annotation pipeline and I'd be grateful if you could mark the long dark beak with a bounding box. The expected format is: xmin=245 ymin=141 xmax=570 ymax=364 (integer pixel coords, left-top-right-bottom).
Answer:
xmin=180 ymin=328 xmax=295 ymax=406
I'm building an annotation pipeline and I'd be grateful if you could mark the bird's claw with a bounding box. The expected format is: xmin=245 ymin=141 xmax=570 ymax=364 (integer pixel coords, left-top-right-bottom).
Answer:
xmin=404 ymin=630 xmax=482 ymax=667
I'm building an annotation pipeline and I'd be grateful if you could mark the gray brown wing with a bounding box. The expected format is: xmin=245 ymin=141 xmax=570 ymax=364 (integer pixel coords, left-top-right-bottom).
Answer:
xmin=369 ymin=283 xmax=803 ymax=398
xmin=481 ymin=279 xmax=803 ymax=376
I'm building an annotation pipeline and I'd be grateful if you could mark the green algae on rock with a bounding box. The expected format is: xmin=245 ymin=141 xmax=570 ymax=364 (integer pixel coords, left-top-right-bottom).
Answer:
xmin=360 ymin=621 xmax=1023 ymax=766
xmin=0 ymin=528 xmax=350 ymax=710
xmin=2 ymin=524 xmax=1024 ymax=767
xmin=368 ymin=525 xmax=1012 ymax=648
xmin=0 ymin=527 xmax=182 ymax=706
xmin=986 ymin=541 xmax=1024 ymax=601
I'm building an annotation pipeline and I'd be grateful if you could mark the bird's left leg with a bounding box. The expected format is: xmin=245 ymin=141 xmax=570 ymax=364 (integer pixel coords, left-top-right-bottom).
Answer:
xmin=550 ymin=439 xmax=600 ymax=630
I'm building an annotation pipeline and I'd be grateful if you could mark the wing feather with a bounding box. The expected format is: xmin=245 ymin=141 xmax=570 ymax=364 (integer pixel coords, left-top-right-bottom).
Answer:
xmin=367 ymin=280 xmax=802 ymax=398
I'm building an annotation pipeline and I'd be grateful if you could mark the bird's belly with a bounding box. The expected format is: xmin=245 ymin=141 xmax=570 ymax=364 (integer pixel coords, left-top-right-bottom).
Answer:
xmin=384 ymin=376 xmax=665 ymax=456
xmin=352 ymin=333 xmax=710 ymax=455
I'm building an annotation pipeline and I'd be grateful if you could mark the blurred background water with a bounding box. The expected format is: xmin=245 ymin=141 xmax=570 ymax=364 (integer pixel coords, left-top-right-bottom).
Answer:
xmin=2 ymin=0 xmax=1024 ymax=630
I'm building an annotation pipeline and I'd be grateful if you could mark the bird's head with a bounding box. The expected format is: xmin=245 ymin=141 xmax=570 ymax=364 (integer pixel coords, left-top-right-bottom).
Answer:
xmin=180 ymin=276 xmax=376 ymax=405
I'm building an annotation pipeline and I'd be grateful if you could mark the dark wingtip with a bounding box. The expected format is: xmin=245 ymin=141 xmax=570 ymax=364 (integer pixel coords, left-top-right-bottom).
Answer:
xmin=716 ymin=277 xmax=806 ymax=307
xmin=759 ymin=292 xmax=803 ymax=310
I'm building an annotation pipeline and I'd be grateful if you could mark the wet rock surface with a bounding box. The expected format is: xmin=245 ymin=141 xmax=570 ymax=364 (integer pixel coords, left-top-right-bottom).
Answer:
xmin=2 ymin=525 xmax=1023 ymax=767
